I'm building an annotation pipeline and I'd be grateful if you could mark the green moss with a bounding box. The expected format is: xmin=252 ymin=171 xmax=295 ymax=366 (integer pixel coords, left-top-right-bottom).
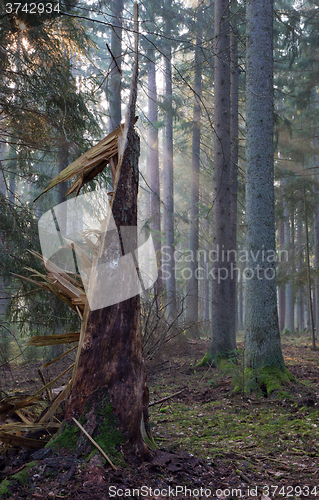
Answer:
xmin=11 ymin=461 xmax=37 ymax=486
xmin=244 ymin=366 xmax=294 ymax=397
xmin=82 ymin=394 xmax=126 ymax=466
xmin=49 ymin=421 xmax=80 ymax=451
xmin=0 ymin=461 xmax=37 ymax=498
xmin=0 ymin=479 xmax=11 ymax=498
xmin=197 ymin=350 xmax=238 ymax=368
xmin=196 ymin=352 xmax=214 ymax=367
xmin=49 ymin=391 xmax=148 ymax=466
xmin=93 ymin=402 xmax=125 ymax=467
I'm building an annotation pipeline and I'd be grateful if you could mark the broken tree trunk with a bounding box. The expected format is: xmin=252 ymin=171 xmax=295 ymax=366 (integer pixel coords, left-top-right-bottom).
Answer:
xmin=61 ymin=128 xmax=151 ymax=462
xmin=49 ymin=4 xmax=153 ymax=463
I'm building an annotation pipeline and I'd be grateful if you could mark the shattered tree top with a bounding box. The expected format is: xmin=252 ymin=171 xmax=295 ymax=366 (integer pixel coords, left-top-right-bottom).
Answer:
xmin=36 ymin=123 xmax=125 ymax=199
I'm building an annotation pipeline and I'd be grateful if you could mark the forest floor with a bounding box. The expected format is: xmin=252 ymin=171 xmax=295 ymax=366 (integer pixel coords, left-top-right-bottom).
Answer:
xmin=0 ymin=332 xmax=318 ymax=499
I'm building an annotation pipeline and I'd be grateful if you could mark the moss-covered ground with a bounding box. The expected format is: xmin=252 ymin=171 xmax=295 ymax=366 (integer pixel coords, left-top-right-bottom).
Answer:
xmin=147 ymin=333 xmax=319 ymax=483
xmin=0 ymin=461 xmax=37 ymax=498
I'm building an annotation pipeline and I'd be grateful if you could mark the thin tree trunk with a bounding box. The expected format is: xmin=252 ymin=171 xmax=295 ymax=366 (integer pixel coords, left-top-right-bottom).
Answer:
xmin=0 ymin=145 xmax=9 ymax=365
xmin=147 ymin=48 xmax=162 ymax=289
xmin=296 ymin=209 xmax=304 ymax=333
xmin=313 ymin=287 xmax=316 ymax=330
xmin=7 ymin=146 xmax=16 ymax=205
xmin=303 ymin=167 xmax=316 ymax=348
xmin=229 ymin=4 xmax=239 ymax=342
xmin=186 ymin=4 xmax=202 ymax=336
xmin=278 ymin=215 xmax=286 ymax=332
xmin=58 ymin=142 xmax=69 ymax=205
xmin=162 ymin=126 xmax=167 ymax=262
xmin=203 ymin=216 xmax=210 ymax=332
xmin=237 ymin=266 xmax=244 ymax=331
xmin=163 ymin=3 xmax=176 ymax=320
xmin=208 ymin=0 xmax=234 ymax=361
xmin=315 ymin=202 xmax=319 ymax=337
xmin=244 ymin=0 xmax=285 ymax=371
xmin=284 ymin=206 xmax=294 ymax=333
xmin=108 ymin=0 xmax=123 ymax=132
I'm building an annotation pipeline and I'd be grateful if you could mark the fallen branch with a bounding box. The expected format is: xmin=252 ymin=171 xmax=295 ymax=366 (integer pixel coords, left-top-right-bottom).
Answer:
xmin=149 ymin=388 xmax=186 ymax=407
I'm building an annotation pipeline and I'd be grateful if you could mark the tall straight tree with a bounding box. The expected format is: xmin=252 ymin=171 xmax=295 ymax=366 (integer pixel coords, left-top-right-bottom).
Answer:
xmin=207 ymin=0 xmax=235 ymax=361
xmin=315 ymin=203 xmax=319 ymax=335
xmin=163 ymin=0 xmax=176 ymax=320
xmin=229 ymin=2 xmax=240 ymax=339
xmin=186 ymin=3 xmax=203 ymax=335
xmin=245 ymin=0 xmax=285 ymax=371
xmin=108 ymin=0 xmax=123 ymax=132
xmin=284 ymin=204 xmax=294 ymax=333
xmin=277 ymin=214 xmax=286 ymax=332
xmin=296 ymin=207 xmax=304 ymax=332
xmin=147 ymin=47 xmax=162 ymax=289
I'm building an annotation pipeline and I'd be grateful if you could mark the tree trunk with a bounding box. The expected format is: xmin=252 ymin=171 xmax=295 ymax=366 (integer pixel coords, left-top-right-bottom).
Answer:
xmin=315 ymin=203 xmax=319 ymax=336
xmin=163 ymin=3 xmax=176 ymax=320
xmin=0 ymin=145 xmax=9 ymax=366
xmin=284 ymin=206 xmax=294 ymax=334
xmin=7 ymin=146 xmax=16 ymax=205
xmin=162 ymin=127 xmax=167 ymax=260
xmin=203 ymin=215 xmax=210 ymax=333
xmin=108 ymin=0 xmax=123 ymax=132
xmin=59 ymin=130 xmax=151 ymax=463
xmin=147 ymin=48 xmax=162 ymax=290
xmin=208 ymin=0 xmax=234 ymax=361
xmin=278 ymin=215 xmax=286 ymax=332
xmin=186 ymin=4 xmax=202 ymax=336
xmin=296 ymin=210 xmax=304 ymax=333
xmin=244 ymin=0 xmax=285 ymax=371
xmin=57 ymin=142 xmax=69 ymax=205
xmin=229 ymin=4 xmax=239 ymax=342
xmin=313 ymin=287 xmax=316 ymax=330
xmin=237 ymin=266 xmax=244 ymax=331
xmin=303 ymin=171 xmax=316 ymax=348
xmin=54 ymin=7 xmax=152 ymax=462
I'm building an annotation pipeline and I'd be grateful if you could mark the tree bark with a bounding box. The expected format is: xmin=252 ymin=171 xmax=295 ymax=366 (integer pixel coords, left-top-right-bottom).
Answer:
xmin=61 ymin=129 xmax=151 ymax=463
xmin=186 ymin=3 xmax=202 ymax=336
xmin=229 ymin=4 xmax=239 ymax=342
xmin=163 ymin=1 xmax=177 ymax=321
xmin=277 ymin=215 xmax=286 ymax=332
xmin=55 ymin=7 xmax=152 ymax=462
xmin=315 ymin=201 xmax=319 ymax=336
xmin=244 ymin=0 xmax=285 ymax=371
xmin=147 ymin=48 xmax=162 ymax=290
xmin=303 ymin=171 xmax=316 ymax=348
xmin=208 ymin=0 xmax=235 ymax=360
xmin=284 ymin=205 xmax=294 ymax=334
xmin=237 ymin=265 xmax=244 ymax=331
xmin=203 ymin=214 xmax=210 ymax=332
xmin=108 ymin=0 xmax=123 ymax=132
xmin=57 ymin=142 xmax=69 ymax=205
xmin=296 ymin=209 xmax=304 ymax=332
xmin=0 ymin=144 xmax=9 ymax=365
